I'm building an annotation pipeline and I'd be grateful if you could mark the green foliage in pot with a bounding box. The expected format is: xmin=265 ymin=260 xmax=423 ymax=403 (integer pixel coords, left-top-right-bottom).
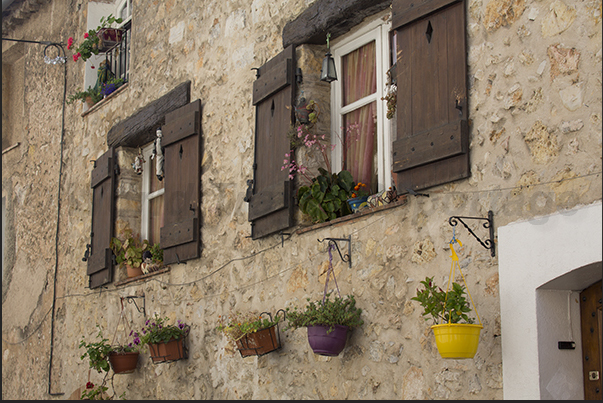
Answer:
xmin=411 ymin=276 xmax=476 ymax=325
xmin=285 ymin=293 xmax=364 ymax=333
xmin=297 ymin=168 xmax=355 ymax=223
xmin=110 ymin=226 xmax=149 ymax=269
xmin=216 ymin=312 xmax=280 ymax=342
xmin=66 ymin=86 xmax=102 ymax=106
xmin=79 ymin=326 xmax=140 ymax=374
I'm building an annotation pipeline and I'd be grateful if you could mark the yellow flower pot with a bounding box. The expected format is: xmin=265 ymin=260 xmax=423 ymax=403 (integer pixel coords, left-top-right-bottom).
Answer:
xmin=431 ymin=323 xmax=483 ymax=359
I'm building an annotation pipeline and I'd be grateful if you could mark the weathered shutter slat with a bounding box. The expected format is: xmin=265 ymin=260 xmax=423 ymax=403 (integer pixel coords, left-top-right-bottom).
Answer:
xmin=160 ymin=100 xmax=202 ymax=265
xmin=248 ymin=46 xmax=296 ymax=239
xmin=87 ymin=148 xmax=115 ymax=288
xmin=392 ymin=0 xmax=469 ymax=192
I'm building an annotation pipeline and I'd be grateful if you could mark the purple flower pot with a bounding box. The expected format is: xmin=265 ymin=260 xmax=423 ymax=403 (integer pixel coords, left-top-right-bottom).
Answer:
xmin=307 ymin=324 xmax=349 ymax=356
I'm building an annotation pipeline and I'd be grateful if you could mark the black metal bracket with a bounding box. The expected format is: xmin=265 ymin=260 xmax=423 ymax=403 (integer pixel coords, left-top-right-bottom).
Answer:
xmin=82 ymin=243 xmax=91 ymax=262
xmin=318 ymin=235 xmax=352 ymax=268
xmin=448 ymin=210 xmax=495 ymax=257
xmin=279 ymin=231 xmax=291 ymax=247
xmin=122 ymin=295 xmax=146 ymax=317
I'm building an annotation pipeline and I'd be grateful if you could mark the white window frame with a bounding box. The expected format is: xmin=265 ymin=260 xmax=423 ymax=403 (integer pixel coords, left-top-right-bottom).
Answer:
xmin=116 ymin=0 xmax=132 ymax=27
xmin=140 ymin=143 xmax=164 ymax=242
xmin=330 ymin=17 xmax=392 ymax=192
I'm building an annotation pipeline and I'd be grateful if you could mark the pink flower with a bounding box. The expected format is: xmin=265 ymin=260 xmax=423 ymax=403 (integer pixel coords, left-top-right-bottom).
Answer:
xmin=72 ymin=53 xmax=79 ymax=62
xmin=84 ymin=32 xmax=89 ymax=39
xmin=67 ymin=37 xmax=74 ymax=50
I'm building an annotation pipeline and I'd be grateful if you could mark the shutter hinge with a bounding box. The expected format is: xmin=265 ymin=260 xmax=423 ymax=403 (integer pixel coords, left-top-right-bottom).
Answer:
xmin=114 ymin=162 xmax=120 ymax=176
xmin=244 ymin=179 xmax=254 ymax=202
xmin=82 ymin=244 xmax=91 ymax=262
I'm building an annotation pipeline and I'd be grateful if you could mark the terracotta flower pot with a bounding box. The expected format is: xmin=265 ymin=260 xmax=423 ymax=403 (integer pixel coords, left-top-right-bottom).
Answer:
xmin=108 ymin=351 xmax=139 ymax=374
xmin=126 ymin=264 xmax=143 ymax=278
xmin=148 ymin=337 xmax=187 ymax=363
xmin=85 ymin=96 xmax=95 ymax=108
xmin=307 ymin=324 xmax=349 ymax=356
xmin=235 ymin=325 xmax=280 ymax=357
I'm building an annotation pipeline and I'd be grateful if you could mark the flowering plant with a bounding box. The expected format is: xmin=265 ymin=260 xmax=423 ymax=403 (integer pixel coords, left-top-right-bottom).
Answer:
xmin=411 ymin=276 xmax=476 ymax=325
xmin=138 ymin=314 xmax=190 ymax=345
xmin=216 ymin=312 xmax=280 ymax=342
xmin=68 ymin=14 xmax=123 ymax=62
xmin=282 ymin=100 xmax=364 ymax=223
xmin=350 ymin=182 xmax=369 ymax=199
xmin=79 ymin=326 xmax=141 ymax=374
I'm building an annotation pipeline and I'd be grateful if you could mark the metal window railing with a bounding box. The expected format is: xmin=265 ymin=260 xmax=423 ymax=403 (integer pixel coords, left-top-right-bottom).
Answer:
xmin=104 ymin=20 xmax=131 ymax=83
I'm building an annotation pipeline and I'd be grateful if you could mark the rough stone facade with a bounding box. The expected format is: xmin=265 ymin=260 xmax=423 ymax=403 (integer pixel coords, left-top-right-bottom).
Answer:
xmin=2 ymin=0 xmax=601 ymax=400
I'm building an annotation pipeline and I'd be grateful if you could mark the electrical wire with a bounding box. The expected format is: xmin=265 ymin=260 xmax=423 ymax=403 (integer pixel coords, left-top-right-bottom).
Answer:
xmin=1 ymin=153 xmax=600 ymax=343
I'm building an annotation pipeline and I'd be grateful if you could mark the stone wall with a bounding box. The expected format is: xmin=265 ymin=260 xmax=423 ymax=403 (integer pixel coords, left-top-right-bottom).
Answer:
xmin=2 ymin=0 xmax=601 ymax=400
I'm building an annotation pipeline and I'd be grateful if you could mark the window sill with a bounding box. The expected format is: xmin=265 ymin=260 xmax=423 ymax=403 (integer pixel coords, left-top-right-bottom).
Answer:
xmin=81 ymin=83 xmax=129 ymax=117
xmin=114 ymin=266 xmax=170 ymax=287
xmin=295 ymin=194 xmax=409 ymax=235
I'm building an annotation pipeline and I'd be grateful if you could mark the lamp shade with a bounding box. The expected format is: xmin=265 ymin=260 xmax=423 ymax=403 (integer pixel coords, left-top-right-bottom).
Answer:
xmin=320 ymin=51 xmax=337 ymax=82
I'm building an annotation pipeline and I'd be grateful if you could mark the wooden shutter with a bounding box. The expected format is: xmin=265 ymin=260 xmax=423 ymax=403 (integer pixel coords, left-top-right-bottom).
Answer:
xmin=391 ymin=0 xmax=470 ymax=193
xmin=87 ymin=148 xmax=116 ymax=289
xmin=248 ymin=45 xmax=296 ymax=239
xmin=160 ymin=99 xmax=202 ymax=265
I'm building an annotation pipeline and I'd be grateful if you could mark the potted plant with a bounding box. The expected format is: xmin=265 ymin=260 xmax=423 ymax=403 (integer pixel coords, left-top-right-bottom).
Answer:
xmin=79 ymin=326 xmax=141 ymax=376
xmin=216 ymin=311 xmax=283 ymax=357
xmin=282 ymin=100 xmax=362 ymax=224
xmin=411 ymin=275 xmax=483 ymax=359
xmin=140 ymin=242 xmax=164 ymax=275
xmin=139 ymin=314 xmax=190 ymax=363
xmin=68 ymin=14 xmax=123 ymax=62
xmin=110 ymin=225 xmax=150 ymax=278
xmin=66 ymin=86 xmax=102 ymax=107
xmin=285 ymin=293 xmax=364 ymax=356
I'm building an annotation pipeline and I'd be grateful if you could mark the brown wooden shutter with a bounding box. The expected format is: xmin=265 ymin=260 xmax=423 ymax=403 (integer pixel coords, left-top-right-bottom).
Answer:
xmin=391 ymin=0 xmax=470 ymax=193
xmin=87 ymin=148 xmax=116 ymax=289
xmin=248 ymin=45 xmax=296 ymax=239
xmin=160 ymin=99 xmax=202 ymax=265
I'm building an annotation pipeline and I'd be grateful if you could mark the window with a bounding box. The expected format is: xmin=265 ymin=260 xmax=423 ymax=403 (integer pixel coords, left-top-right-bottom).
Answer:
xmin=141 ymin=142 xmax=164 ymax=245
xmin=330 ymin=17 xmax=392 ymax=194
xmin=116 ymin=0 xmax=132 ymax=23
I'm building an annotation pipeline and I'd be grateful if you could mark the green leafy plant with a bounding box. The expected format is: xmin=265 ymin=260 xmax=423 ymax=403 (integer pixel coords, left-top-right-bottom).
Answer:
xmin=68 ymin=14 xmax=123 ymax=62
xmin=350 ymin=181 xmax=370 ymax=199
xmin=411 ymin=276 xmax=476 ymax=325
xmin=285 ymin=293 xmax=364 ymax=334
xmin=79 ymin=326 xmax=141 ymax=374
xmin=66 ymin=86 xmax=102 ymax=106
xmin=216 ymin=312 xmax=280 ymax=342
xmin=297 ymin=168 xmax=355 ymax=223
xmin=81 ymin=381 xmax=109 ymax=400
xmin=139 ymin=314 xmax=190 ymax=345
xmin=149 ymin=242 xmax=164 ymax=264
xmin=110 ymin=225 xmax=150 ymax=270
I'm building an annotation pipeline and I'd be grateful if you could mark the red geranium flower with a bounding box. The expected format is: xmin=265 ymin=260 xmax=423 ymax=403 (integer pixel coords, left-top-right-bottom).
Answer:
xmin=67 ymin=37 xmax=74 ymax=50
xmin=86 ymin=382 xmax=94 ymax=389
xmin=84 ymin=32 xmax=89 ymax=39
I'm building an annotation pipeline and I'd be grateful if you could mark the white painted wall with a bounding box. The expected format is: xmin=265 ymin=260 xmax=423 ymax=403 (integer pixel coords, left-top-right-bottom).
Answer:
xmin=498 ymin=202 xmax=602 ymax=400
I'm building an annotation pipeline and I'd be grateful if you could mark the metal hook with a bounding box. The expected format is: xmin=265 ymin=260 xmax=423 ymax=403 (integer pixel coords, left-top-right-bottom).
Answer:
xmin=448 ymin=210 xmax=495 ymax=257
xmin=317 ymin=236 xmax=352 ymax=268
xmin=122 ymin=295 xmax=146 ymax=317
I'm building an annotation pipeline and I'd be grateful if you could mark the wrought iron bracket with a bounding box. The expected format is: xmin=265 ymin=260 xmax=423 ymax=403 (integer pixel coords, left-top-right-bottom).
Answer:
xmin=448 ymin=210 xmax=495 ymax=257
xmin=122 ymin=295 xmax=146 ymax=317
xmin=317 ymin=235 xmax=352 ymax=268
xmin=279 ymin=231 xmax=291 ymax=247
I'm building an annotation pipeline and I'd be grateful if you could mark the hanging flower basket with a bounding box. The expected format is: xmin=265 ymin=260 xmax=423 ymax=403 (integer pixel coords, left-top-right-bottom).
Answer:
xmin=307 ymin=324 xmax=349 ymax=356
xmin=236 ymin=324 xmax=281 ymax=357
xmin=431 ymin=323 xmax=483 ymax=359
xmin=108 ymin=351 xmax=139 ymax=374
xmin=148 ymin=337 xmax=187 ymax=363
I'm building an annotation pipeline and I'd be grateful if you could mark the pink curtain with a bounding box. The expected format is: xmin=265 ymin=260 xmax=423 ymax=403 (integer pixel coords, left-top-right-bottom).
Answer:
xmin=342 ymin=40 xmax=377 ymax=191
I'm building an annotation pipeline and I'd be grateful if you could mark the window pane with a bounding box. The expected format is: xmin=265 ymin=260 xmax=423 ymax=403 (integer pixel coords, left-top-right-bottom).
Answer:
xmin=343 ymin=101 xmax=377 ymax=192
xmin=342 ymin=40 xmax=377 ymax=106
xmin=148 ymin=195 xmax=164 ymax=245
xmin=149 ymin=156 xmax=164 ymax=193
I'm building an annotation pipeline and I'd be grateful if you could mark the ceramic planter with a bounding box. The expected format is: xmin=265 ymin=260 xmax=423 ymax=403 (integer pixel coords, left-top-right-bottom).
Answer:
xmin=431 ymin=323 xmax=483 ymax=359
xmin=108 ymin=351 xmax=139 ymax=374
xmin=148 ymin=337 xmax=187 ymax=363
xmin=236 ymin=325 xmax=281 ymax=357
xmin=347 ymin=196 xmax=368 ymax=212
xmin=306 ymin=324 xmax=349 ymax=356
